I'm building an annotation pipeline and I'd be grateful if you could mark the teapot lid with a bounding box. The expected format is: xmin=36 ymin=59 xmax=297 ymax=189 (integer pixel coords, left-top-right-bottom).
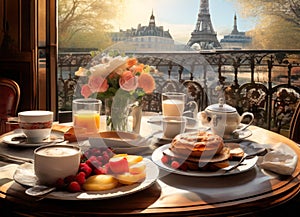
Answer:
xmin=206 ymin=98 xmax=236 ymax=113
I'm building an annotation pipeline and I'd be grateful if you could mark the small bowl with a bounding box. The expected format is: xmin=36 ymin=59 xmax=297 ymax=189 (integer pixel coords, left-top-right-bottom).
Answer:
xmin=18 ymin=110 xmax=53 ymax=143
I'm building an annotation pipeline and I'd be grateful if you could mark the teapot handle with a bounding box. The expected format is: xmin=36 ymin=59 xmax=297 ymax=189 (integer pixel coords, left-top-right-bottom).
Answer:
xmin=239 ymin=112 xmax=254 ymax=131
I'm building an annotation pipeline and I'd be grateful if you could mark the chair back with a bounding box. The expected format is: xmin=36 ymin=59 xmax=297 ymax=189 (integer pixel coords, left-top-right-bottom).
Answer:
xmin=0 ymin=78 xmax=20 ymax=134
xmin=289 ymin=101 xmax=300 ymax=144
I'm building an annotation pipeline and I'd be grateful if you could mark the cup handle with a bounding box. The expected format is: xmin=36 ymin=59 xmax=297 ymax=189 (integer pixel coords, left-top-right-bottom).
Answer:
xmin=183 ymin=101 xmax=198 ymax=118
xmin=239 ymin=112 xmax=254 ymax=131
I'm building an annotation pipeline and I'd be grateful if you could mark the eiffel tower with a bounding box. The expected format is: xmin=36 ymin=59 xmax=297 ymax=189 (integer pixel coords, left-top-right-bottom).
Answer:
xmin=187 ymin=0 xmax=221 ymax=49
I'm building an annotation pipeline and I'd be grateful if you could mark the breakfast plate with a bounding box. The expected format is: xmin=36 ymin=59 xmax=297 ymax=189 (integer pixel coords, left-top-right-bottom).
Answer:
xmin=13 ymin=158 xmax=159 ymax=200
xmin=151 ymin=144 xmax=258 ymax=177
xmin=2 ymin=132 xmax=64 ymax=147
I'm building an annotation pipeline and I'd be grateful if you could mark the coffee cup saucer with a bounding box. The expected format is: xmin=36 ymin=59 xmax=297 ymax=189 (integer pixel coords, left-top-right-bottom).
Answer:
xmin=153 ymin=132 xmax=173 ymax=142
xmin=2 ymin=132 xmax=64 ymax=147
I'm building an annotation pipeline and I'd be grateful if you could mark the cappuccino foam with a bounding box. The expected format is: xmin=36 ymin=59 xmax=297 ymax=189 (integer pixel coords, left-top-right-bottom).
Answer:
xmin=37 ymin=146 xmax=78 ymax=157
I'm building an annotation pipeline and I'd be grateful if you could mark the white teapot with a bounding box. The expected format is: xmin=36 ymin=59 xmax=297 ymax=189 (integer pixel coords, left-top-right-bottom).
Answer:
xmin=200 ymin=98 xmax=254 ymax=136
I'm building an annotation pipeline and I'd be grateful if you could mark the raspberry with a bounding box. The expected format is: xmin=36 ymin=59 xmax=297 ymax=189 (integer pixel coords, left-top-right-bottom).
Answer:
xmin=96 ymin=156 xmax=103 ymax=163
xmin=64 ymin=175 xmax=76 ymax=184
xmin=79 ymin=163 xmax=92 ymax=177
xmin=171 ymin=160 xmax=180 ymax=169
xmin=93 ymin=167 xmax=107 ymax=175
xmin=161 ymin=155 xmax=169 ymax=164
xmin=55 ymin=178 xmax=66 ymax=189
xmin=67 ymin=181 xmax=81 ymax=192
xmin=76 ymin=172 xmax=86 ymax=185
xmin=102 ymin=153 xmax=110 ymax=163
xmin=86 ymin=159 xmax=100 ymax=169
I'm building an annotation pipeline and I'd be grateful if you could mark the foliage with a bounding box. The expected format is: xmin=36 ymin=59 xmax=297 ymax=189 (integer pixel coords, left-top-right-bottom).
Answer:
xmin=230 ymin=0 xmax=300 ymax=49
xmin=58 ymin=0 xmax=122 ymax=49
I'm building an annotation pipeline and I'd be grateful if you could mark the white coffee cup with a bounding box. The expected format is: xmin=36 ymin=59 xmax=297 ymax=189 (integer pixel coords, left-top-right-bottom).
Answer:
xmin=34 ymin=144 xmax=81 ymax=186
xmin=162 ymin=116 xmax=186 ymax=138
xmin=18 ymin=110 xmax=53 ymax=143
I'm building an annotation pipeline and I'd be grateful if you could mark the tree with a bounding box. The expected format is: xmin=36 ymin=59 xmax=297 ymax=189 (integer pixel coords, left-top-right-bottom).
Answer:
xmin=58 ymin=0 xmax=122 ymax=50
xmin=230 ymin=0 xmax=300 ymax=49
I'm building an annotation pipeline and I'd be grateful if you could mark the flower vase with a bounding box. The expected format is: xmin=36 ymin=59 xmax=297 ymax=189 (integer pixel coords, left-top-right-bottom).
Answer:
xmin=104 ymin=97 xmax=142 ymax=133
xmin=105 ymin=97 xmax=129 ymax=132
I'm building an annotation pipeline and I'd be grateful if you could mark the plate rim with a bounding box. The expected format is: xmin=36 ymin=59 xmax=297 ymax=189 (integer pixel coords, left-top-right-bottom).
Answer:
xmin=151 ymin=143 xmax=258 ymax=177
xmin=2 ymin=132 xmax=64 ymax=147
xmin=13 ymin=158 xmax=159 ymax=200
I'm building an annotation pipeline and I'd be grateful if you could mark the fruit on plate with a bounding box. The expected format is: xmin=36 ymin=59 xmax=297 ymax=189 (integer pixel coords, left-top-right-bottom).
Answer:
xmin=83 ymin=174 xmax=118 ymax=191
xmin=112 ymin=154 xmax=143 ymax=166
xmin=117 ymin=171 xmax=146 ymax=185
xmin=54 ymin=147 xmax=147 ymax=193
xmin=108 ymin=157 xmax=129 ymax=174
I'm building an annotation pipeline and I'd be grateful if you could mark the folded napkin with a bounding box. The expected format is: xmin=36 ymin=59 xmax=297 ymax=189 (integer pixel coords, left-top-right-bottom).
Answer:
xmin=260 ymin=143 xmax=298 ymax=175
xmin=0 ymin=164 xmax=19 ymax=186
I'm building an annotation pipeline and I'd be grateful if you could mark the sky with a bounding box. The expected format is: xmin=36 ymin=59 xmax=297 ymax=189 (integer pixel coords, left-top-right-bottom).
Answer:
xmin=114 ymin=0 xmax=257 ymax=44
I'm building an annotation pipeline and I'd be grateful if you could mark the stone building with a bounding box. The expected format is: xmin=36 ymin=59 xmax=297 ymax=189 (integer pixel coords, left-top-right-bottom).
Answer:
xmin=110 ymin=11 xmax=176 ymax=51
xmin=220 ymin=14 xmax=252 ymax=49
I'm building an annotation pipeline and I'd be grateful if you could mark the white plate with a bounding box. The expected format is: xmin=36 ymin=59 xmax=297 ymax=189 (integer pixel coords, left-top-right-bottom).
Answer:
xmin=13 ymin=158 xmax=159 ymax=200
xmin=151 ymin=144 xmax=258 ymax=177
xmin=2 ymin=132 xmax=64 ymax=147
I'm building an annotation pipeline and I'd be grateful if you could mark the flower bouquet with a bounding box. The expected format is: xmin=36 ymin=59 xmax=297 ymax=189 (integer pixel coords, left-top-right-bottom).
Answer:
xmin=75 ymin=55 xmax=157 ymax=131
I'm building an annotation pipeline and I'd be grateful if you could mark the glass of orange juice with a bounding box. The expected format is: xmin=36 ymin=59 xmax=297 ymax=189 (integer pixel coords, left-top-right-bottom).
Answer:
xmin=72 ymin=99 xmax=102 ymax=134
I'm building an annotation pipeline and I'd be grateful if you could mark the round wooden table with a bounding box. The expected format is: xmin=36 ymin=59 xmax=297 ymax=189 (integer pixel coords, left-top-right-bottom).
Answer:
xmin=0 ymin=124 xmax=300 ymax=216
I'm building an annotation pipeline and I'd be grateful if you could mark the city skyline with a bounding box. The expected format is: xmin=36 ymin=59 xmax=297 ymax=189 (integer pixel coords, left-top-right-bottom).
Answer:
xmin=113 ymin=0 xmax=257 ymax=44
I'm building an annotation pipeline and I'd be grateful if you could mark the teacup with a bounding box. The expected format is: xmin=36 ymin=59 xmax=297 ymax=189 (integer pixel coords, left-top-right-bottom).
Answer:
xmin=18 ymin=110 xmax=53 ymax=143
xmin=34 ymin=144 xmax=81 ymax=186
xmin=162 ymin=116 xmax=186 ymax=139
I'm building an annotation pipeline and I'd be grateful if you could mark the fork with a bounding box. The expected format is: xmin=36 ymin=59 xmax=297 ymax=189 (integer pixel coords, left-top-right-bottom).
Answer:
xmin=223 ymin=154 xmax=257 ymax=173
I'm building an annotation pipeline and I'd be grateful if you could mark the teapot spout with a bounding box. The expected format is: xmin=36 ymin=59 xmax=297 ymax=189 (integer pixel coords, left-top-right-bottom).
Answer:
xmin=199 ymin=111 xmax=210 ymax=125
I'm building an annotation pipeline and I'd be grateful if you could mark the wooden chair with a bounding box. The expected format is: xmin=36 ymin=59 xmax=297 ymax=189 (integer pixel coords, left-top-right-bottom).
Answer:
xmin=289 ymin=100 xmax=300 ymax=144
xmin=182 ymin=80 xmax=208 ymax=111
xmin=0 ymin=78 xmax=21 ymax=135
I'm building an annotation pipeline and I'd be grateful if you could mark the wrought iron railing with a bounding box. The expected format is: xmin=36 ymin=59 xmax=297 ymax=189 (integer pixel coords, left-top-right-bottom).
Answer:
xmin=57 ymin=50 xmax=300 ymax=136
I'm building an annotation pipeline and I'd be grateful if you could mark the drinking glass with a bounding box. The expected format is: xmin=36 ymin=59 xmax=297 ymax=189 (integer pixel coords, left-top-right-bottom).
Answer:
xmin=162 ymin=92 xmax=186 ymax=116
xmin=72 ymin=99 xmax=102 ymax=134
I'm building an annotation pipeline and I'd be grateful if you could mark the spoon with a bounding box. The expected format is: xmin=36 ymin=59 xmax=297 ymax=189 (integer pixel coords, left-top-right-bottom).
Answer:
xmin=25 ymin=185 xmax=56 ymax=197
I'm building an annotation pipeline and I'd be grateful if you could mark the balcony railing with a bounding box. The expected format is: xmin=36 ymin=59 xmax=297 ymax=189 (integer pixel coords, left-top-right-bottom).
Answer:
xmin=57 ymin=49 xmax=300 ymax=137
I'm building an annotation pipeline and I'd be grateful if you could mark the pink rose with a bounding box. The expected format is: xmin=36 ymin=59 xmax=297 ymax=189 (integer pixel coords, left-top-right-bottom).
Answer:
xmin=81 ymin=84 xmax=92 ymax=98
xmin=138 ymin=73 xmax=156 ymax=94
xmin=88 ymin=75 xmax=109 ymax=93
xmin=119 ymin=71 xmax=138 ymax=91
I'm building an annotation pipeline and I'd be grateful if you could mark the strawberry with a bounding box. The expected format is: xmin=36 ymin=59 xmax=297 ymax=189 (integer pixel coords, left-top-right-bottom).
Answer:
xmin=67 ymin=181 xmax=81 ymax=192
